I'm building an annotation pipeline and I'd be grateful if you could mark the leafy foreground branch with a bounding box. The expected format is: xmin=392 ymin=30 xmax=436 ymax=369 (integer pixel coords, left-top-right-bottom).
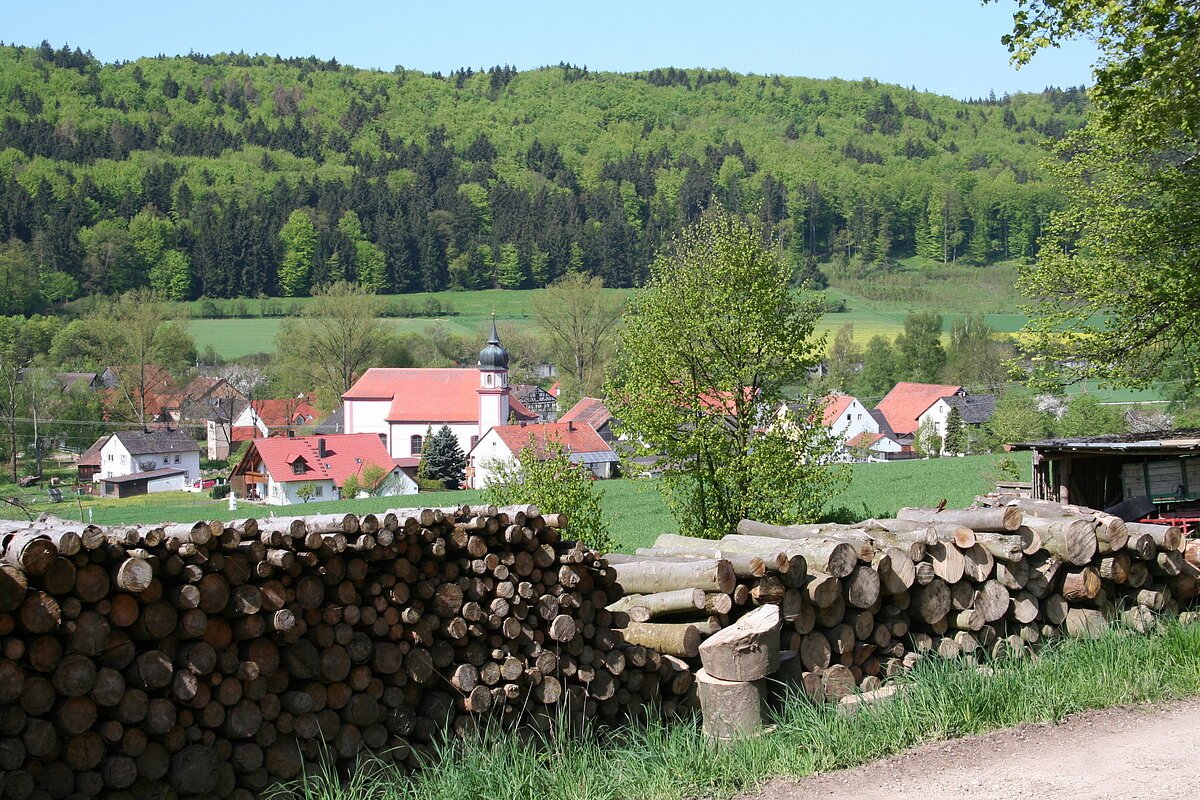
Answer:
xmin=270 ymin=619 xmax=1200 ymax=800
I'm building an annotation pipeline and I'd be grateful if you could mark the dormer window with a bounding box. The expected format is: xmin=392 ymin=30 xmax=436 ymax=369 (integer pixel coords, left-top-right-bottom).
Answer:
xmin=292 ymin=461 xmax=306 ymax=475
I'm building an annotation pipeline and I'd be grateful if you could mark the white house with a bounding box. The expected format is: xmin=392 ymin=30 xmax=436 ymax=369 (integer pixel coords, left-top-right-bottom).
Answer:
xmin=468 ymin=421 xmax=619 ymax=488
xmin=919 ymin=393 xmax=997 ymax=453
xmin=97 ymin=430 xmax=201 ymax=487
xmin=229 ymin=433 xmax=418 ymax=506
xmin=844 ymin=431 xmax=906 ymax=461
xmin=776 ymin=394 xmax=878 ymax=458
xmin=341 ymin=323 xmax=536 ymax=461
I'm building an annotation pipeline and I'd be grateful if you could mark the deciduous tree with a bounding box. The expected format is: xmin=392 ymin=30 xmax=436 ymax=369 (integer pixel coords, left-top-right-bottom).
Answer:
xmin=482 ymin=439 xmax=612 ymax=553
xmin=532 ymin=273 xmax=624 ymax=401
xmin=609 ymin=207 xmax=846 ymax=538
xmin=1000 ymin=1 xmax=1200 ymax=388
xmin=274 ymin=281 xmax=391 ymax=403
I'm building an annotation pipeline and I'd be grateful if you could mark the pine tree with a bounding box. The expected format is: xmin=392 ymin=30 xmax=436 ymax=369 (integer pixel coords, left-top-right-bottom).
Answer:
xmin=943 ymin=406 xmax=965 ymax=455
xmin=420 ymin=425 xmax=466 ymax=488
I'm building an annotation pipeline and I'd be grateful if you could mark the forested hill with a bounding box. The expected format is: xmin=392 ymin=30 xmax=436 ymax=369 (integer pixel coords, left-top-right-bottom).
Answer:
xmin=0 ymin=43 xmax=1087 ymax=311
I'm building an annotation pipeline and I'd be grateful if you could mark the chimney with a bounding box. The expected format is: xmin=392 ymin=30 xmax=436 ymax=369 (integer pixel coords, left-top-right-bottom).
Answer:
xmin=567 ymin=421 xmax=575 ymax=432
xmin=317 ymin=438 xmax=327 ymax=458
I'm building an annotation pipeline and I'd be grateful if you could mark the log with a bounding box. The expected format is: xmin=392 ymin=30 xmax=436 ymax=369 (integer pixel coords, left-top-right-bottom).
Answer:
xmin=896 ymin=506 xmax=1022 ymax=532
xmin=1126 ymin=521 xmax=1183 ymax=553
xmin=926 ymin=542 xmax=965 ymax=583
xmin=1020 ymin=517 xmax=1096 ymax=565
xmin=698 ymin=604 xmax=781 ymax=682
xmin=607 ymin=588 xmax=706 ymax=620
xmin=696 ymin=668 xmax=767 ymax=741
xmin=970 ymin=532 xmax=1026 ymax=562
xmin=722 ymin=534 xmax=855 ymax=578
xmin=1064 ymin=608 xmax=1108 ymax=638
xmin=1061 ymin=567 xmax=1102 ymax=601
xmin=608 ymin=559 xmax=735 ymax=595
xmin=961 ymin=544 xmax=995 ymax=582
xmin=843 ymin=565 xmax=880 ymax=609
xmin=617 ymin=622 xmax=703 ymax=658
xmin=911 ymin=579 xmax=951 ymax=623
xmin=634 ymin=546 xmax=768 ymax=578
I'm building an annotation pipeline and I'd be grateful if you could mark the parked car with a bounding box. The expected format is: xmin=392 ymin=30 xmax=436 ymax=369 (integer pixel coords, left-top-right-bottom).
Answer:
xmin=193 ymin=478 xmax=220 ymax=490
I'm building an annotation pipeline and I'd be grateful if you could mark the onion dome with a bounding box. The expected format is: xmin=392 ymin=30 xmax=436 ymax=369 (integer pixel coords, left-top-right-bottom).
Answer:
xmin=478 ymin=317 xmax=509 ymax=370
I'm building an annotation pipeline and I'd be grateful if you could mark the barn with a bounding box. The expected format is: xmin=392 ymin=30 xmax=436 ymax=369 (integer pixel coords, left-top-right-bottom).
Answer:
xmin=1008 ymin=430 xmax=1200 ymax=525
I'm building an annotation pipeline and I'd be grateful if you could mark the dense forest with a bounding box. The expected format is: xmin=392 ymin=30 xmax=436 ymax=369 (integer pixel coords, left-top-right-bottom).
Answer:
xmin=0 ymin=42 xmax=1087 ymax=311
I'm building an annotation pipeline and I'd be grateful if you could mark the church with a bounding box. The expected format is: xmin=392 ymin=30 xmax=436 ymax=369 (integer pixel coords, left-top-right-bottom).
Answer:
xmin=341 ymin=322 xmax=538 ymax=463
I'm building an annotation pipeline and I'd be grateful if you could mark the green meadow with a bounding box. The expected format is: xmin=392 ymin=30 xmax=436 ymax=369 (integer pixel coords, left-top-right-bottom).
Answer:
xmin=7 ymin=453 xmax=1029 ymax=552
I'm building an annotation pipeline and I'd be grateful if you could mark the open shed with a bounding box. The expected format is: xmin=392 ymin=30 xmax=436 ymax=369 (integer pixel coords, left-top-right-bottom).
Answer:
xmin=1008 ymin=429 xmax=1200 ymax=518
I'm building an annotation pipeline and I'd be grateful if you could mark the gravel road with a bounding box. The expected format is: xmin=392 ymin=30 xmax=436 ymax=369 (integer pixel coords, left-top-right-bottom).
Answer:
xmin=742 ymin=697 xmax=1200 ymax=800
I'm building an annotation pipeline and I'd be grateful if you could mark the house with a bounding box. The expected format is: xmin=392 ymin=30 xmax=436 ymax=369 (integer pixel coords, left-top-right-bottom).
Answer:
xmin=919 ymin=393 xmax=997 ymax=452
xmin=100 ymin=468 xmax=189 ymax=498
xmin=468 ymin=421 xmax=619 ymax=488
xmin=342 ymin=323 xmax=536 ymax=461
xmin=844 ymin=431 xmax=906 ymax=461
xmin=229 ymin=434 xmax=417 ymax=505
xmin=232 ymin=398 xmax=320 ymax=441
xmin=874 ymin=382 xmax=966 ymax=438
xmin=511 ymin=384 xmax=559 ymax=421
xmin=559 ymin=397 xmax=618 ymax=443
xmin=94 ymin=429 xmax=201 ymax=490
xmin=57 ymin=372 xmax=101 ymax=393
xmin=76 ymin=435 xmax=110 ymax=483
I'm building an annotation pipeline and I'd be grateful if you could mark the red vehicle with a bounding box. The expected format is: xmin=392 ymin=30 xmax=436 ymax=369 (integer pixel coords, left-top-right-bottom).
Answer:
xmin=193 ymin=478 xmax=220 ymax=490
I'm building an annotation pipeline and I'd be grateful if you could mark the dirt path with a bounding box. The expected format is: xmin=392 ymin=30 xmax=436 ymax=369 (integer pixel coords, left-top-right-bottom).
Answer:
xmin=744 ymin=697 xmax=1200 ymax=800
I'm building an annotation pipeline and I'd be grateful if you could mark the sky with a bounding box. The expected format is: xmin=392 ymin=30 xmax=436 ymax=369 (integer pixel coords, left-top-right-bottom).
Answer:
xmin=1 ymin=1 xmax=1100 ymax=99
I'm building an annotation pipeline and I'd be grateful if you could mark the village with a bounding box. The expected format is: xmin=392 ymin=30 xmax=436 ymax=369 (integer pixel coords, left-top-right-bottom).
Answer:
xmin=30 ymin=324 xmax=1004 ymax=511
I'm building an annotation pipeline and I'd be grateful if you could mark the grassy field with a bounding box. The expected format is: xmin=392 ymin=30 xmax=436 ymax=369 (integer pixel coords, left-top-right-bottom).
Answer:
xmin=274 ymin=619 xmax=1200 ymax=800
xmin=7 ymin=454 xmax=1029 ymax=552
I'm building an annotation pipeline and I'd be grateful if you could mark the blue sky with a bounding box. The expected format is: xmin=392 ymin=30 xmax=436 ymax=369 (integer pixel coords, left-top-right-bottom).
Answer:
xmin=1 ymin=1 xmax=1099 ymax=98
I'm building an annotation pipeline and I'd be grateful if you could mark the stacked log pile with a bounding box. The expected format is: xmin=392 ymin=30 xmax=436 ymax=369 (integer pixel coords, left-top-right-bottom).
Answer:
xmin=0 ymin=505 xmax=694 ymax=799
xmin=614 ymin=497 xmax=1199 ymax=736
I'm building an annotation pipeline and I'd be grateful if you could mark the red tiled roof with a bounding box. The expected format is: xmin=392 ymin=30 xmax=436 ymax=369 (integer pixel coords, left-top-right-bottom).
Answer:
xmin=846 ymin=432 xmax=885 ymax=449
xmin=560 ymin=397 xmax=613 ymax=430
xmin=231 ymin=426 xmax=258 ymax=443
xmin=241 ymin=434 xmax=400 ymax=486
xmin=344 ymin=369 xmax=480 ymax=423
xmin=508 ymin=395 xmax=539 ymax=422
xmin=251 ymin=399 xmax=319 ymax=429
xmin=78 ymin=435 xmax=111 ymax=468
xmin=478 ymin=422 xmax=613 ymax=460
xmin=874 ymin=382 xmax=964 ymax=436
xmin=822 ymin=395 xmax=856 ymax=427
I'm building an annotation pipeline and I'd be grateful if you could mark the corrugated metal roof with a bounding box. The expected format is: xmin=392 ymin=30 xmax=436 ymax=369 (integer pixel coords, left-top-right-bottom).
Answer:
xmin=1009 ymin=429 xmax=1200 ymax=453
xmin=100 ymin=468 xmax=186 ymax=484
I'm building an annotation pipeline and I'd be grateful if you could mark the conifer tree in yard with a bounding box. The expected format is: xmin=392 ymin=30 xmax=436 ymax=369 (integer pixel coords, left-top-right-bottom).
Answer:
xmin=420 ymin=425 xmax=466 ymax=489
xmin=943 ymin=406 xmax=966 ymax=455
xmin=609 ymin=206 xmax=847 ymax=539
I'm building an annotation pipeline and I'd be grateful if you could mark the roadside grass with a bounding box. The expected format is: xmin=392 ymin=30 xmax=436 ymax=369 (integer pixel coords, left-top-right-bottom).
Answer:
xmin=270 ymin=619 xmax=1200 ymax=800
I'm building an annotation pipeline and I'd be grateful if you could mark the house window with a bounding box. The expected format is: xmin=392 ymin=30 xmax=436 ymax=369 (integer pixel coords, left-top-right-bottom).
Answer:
xmin=107 ymin=454 xmax=113 ymax=461
xmin=470 ymin=435 xmax=479 ymax=449
xmin=410 ymin=435 xmax=423 ymax=455
xmin=292 ymin=461 xmax=306 ymax=475
xmin=314 ymin=485 xmax=324 ymax=497
xmin=174 ymin=454 xmax=180 ymax=463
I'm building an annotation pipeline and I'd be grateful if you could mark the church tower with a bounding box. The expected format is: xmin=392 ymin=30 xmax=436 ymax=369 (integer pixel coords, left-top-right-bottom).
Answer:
xmin=477 ymin=317 xmax=510 ymax=438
